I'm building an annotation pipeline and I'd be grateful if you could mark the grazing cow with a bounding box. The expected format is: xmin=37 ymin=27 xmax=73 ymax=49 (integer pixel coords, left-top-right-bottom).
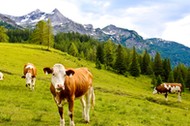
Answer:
xmin=0 ymin=72 xmax=3 ymax=80
xmin=153 ymin=83 xmax=182 ymax=102
xmin=21 ymin=63 xmax=37 ymax=90
xmin=43 ymin=64 xmax=95 ymax=126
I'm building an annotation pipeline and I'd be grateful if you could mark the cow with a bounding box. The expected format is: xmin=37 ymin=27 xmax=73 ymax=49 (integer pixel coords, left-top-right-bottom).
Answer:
xmin=0 ymin=72 xmax=3 ymax=80
xmin=43 ymin=64 xmax=95 ymax=126
xmin=153 ymin=83 xmax=182 ymax=102
xmin=21 ymin=63 xmax=37 ymax=90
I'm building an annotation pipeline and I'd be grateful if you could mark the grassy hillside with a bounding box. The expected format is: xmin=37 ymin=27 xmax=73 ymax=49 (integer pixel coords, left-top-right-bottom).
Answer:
xmin=0 ymin=43 xmax=190 ymax=126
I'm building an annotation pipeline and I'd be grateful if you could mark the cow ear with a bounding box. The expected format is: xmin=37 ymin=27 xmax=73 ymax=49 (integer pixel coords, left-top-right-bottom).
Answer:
xmin=66 ymin=70 xmax=75 ymax=77
xmin=21 ymin=75 xmax=25 ymax=78
xmin=43 ymin=67 xmax=53 ymax=74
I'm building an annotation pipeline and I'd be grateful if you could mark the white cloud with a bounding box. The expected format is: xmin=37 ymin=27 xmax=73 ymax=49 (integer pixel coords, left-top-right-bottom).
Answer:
xmin=161 ymin=14 xmax=190 ymax=47
xmin=1 ymin=0 xmax=190 ymax=47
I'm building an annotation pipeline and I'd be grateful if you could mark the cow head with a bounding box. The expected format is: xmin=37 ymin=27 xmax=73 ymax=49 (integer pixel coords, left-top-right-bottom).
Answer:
xmin=153 ymin=87 xmax=158 ymax=94
xmin=22 ymin=73 xmax=35 ymax=87
xmin=43 ymin=64 xmax=75 ymax=92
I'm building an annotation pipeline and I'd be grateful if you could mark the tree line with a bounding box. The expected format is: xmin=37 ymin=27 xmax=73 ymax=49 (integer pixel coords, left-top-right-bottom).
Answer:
xmin=0 ymin=19 xmax=190 ymax=90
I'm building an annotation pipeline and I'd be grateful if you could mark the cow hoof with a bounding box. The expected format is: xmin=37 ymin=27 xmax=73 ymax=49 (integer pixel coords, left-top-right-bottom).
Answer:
xmin=85 ymin=120 xmax=89 ymax=124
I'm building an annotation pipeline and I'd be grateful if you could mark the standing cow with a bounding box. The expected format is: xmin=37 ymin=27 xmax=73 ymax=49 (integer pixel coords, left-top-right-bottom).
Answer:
xmin=21 ymin=63 xmax=37 ymax=90
xmin=43 ymin=64 xmax=95 ymax=126
xmin=0 ymin=72 xmax=3 ymax=80
xmin=153 ymin=83 xmax=182 ymax=102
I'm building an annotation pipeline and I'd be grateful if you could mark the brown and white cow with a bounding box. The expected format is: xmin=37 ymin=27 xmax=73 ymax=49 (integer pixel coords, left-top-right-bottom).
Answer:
xmin=21 ymin=63 xmax=37 ymax=90
xmin=153 ymin=83 xmax=182 ymax=102
xmin=43 ymin=64 xmax=95 ymax=126
xmin=0 ymin=72 xmax=3 ymax=80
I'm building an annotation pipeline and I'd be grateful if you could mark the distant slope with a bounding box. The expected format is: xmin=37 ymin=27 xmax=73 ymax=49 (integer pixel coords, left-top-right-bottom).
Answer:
xmin=0 ymin=43 xmax=190 ymax=126
xmin=0 ymin=13 xmax=22 ymax=29
xmin=145 ymin=38 xmax=190 ymax=66
xmin=4 ymin=9 xmax=190 ymax=66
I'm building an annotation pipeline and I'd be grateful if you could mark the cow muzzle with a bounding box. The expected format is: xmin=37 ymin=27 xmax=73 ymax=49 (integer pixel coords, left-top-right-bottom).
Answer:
xmin=56 ymin=84 xmax=65 ymax=92
xmin=26 ymin=83 xmax=31 ymax=86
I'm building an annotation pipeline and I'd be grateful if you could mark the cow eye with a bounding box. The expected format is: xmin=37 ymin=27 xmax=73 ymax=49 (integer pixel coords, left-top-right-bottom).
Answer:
xmin=52 ymin=73 xmax=55 ymax=76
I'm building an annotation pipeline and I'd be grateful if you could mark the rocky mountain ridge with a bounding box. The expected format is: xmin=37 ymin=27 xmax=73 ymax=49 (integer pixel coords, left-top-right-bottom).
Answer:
xmin=0 ymin=9 xmax=190 ymax=66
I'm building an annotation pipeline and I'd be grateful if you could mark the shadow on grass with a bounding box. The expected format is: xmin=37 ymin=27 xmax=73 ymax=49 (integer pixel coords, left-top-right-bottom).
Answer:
xmin=145 ymin=96 xmax=189 ymax=110
xmin=0 ymin=69 xmax=14 ymax=75
xmin=22 ymin=45 xmax=51 ymax=52
xmin=95 ymin=86 xmax=189 ymax=110
xmin=95 ymin=86 xmax=132 ymax=97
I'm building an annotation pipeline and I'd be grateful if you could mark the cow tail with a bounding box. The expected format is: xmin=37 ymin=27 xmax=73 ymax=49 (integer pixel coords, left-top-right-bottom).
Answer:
xmin=91 ymin=87 xmax=95 ymax=110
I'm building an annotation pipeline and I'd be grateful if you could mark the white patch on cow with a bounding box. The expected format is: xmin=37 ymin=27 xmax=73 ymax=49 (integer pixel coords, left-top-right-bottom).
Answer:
xmin=51 ymin=64 xmax=66 ymax=91
xmin=45 ymin=71 xmax=48 ymax=75
xmin=70 ymin=120 xmax=75 ymax=126
xmin=164 ymin=83 xmax=170 ymax=90
xmin=69 ymin=74 xmax=73 ymax=77
xmin=60 ymin=118 xmax=65 ymax=126
xmin=25 ymin=64 xmax=34 ymax=69
xmin=178 ymin=92 xmax=182 ymax=102
xmin=153 ymin=87 xmax=158 ymax=94
xmin=68 ymin=112 xmax=75 ymax=126
xmin=170 ymin=86 xmax=181 ymax=93
xmin=80 ymin=96 xmax=86 ymax=120
xmin=0 ymin=72 xmax=3 ymax=80
xmin=68 ymin=111 xmax=72 ymax=116
xmin=31 ymin=77 xmax=36 ymax=90
xmin=25 ymin=72 xmax=32 ymax=84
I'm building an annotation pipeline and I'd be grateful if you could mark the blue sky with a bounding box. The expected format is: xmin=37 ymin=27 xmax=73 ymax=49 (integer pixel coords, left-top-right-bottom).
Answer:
xmin=1 ymin=0 xmax=190 ymax=47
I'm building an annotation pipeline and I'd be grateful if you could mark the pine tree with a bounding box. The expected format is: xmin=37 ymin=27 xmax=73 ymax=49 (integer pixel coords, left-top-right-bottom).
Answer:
xmin=30 ymin=19 xmax=54 ymax=49
xmin=114 ymin=44 xmax=127 ymax=74
xmin=147 ymin=64 xmax=153 ymax=75
xmin=173 ymin=63 xmax=187 ymax=83
xmin=185 ymin=68 xmax=190 ymax=90
xmin=173 ymin=63 xmax=187 ymax=91
xmin=104 ymin=39 xmax=115 ymax=70
xmin=162 ymin=58 xmax=172 ymax=82
xmin=95 ymin=59 xmax=102 ymax=69
xmin=30 ymin=20 xmax=47 ymax=45
xmin=156 ymin=75 xmax=163 ymax=86
xmin=129 ymin=47 xmax=140 ymax=77
xmin=68 ymin=43 xmax=78 ymax=57
xmin=153 ymin=52 xmax=163 ymax=77
xmin=167 ymin=71 xmax=174 ymax=82
xmin=141 ymin=49 xmax=151 ymax=75
xmin=151 ymin=73 xmax=157 ymax=87
xmin=96 ymin=44 xmax=104 ymax=64
xmin=46 ymin=19 xmax=54 ymax=50
xmin=0 ymin=26 xmax=9 ymax=42
xmin=87 ymin=48 xmax=96 ymax=61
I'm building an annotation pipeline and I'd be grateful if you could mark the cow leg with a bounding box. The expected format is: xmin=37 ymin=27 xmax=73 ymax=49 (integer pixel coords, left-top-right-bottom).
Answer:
xmin=164 ymin=93 xmax=168 ymax=101
xmin=58 ymin=107 xmax=65 ymax=126
xmin=68 ymin=97 xmax=75 ymax=126
xmin=85 ymin=87 xmax=94 ymax=123
xmin=31 ymin=78 xmax=36 ymax=90
xmin=80 ymin=96 xmax=86 ymax=120
xmin=178 ymin=92 xmax=182 ymax=102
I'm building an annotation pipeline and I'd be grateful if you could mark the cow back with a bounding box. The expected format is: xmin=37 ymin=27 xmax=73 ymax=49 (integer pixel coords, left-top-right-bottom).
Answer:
xmin=65 ymin=68 xmax=93 ymax=98
xmin=23 ymin=63 xmax=37 ymax=76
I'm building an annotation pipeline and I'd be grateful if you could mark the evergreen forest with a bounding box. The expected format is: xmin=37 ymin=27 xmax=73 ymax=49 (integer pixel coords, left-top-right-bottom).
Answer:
xmin=1 ymin=20 xmax=190 ymax=90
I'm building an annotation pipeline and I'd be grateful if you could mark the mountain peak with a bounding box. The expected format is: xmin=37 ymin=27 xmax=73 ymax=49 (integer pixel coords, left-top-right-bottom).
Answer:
xmin=103 ymin=24 xmax=116 ymax=29
xmin=29 ymin=9 xmax=42 ymax=15
xmin=34 ymin=9 xmax=41 ymax=12
xmin=53 ymin=8 xmax=60 ymax=13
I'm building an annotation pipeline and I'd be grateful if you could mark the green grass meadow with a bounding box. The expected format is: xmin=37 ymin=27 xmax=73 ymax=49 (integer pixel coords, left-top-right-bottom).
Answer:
xmin=0 ymin=43 xmax=190 ymax=126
